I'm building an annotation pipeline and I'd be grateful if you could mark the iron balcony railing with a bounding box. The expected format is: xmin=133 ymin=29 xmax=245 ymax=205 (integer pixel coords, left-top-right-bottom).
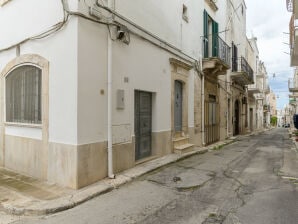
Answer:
xmin=232 ymin=57 xmax=254 ymax=82
xmin=203 ymin=34 xmax=231 ymax=66
xmin=255 ymin=93 xmax=264 ymax=99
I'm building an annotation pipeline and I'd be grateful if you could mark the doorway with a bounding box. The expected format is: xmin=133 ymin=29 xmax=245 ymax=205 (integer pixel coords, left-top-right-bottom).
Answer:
xmin=234 ymin=100 xmax=240 ymax=135
xmin=174 ymin=81 xmax=183 ymax=132
xmin=135 ymin=91 xmax=152 ymax=161
xmin=205 ymin=95 xmax=219 ymax=145
xmin=250 ymin=108 xmax=253 ymax=131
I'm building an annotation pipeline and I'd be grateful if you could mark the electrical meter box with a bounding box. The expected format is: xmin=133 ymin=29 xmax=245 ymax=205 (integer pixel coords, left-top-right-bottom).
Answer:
xmin=116 ymin=89 xmax=125 ymax=109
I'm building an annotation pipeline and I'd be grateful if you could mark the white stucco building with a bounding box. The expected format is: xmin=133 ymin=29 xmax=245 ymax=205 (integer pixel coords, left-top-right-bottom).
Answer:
xmin=0 ymin=0 xmax=207 ymax=189
xmin=0 ymin=0 xmax=270 ymax=189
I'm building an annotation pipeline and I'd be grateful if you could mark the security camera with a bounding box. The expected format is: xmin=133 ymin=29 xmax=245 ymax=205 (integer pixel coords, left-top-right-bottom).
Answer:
xmin=116 ymin=25 xmax=130 ymax=44
xmin=117 ymin=30 xmax=125 ymax=40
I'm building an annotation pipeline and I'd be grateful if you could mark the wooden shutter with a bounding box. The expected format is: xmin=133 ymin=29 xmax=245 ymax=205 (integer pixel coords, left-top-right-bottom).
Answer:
xmin=203 ymin=10 xmax=209 ymax=58
xmin=212 ymin=21 xmax=218 ymax=57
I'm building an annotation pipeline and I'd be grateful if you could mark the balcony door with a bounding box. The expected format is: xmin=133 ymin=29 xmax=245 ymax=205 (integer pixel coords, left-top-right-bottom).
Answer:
xmin=203 ymin=10 xmax=218 ymax=58
xmin=232 ymin=42 xmax=238 ymax=71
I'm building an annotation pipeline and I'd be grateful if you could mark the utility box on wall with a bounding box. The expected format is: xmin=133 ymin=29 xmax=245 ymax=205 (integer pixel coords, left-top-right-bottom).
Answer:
xmin=116 ymin=89 xmax=125 ymax=109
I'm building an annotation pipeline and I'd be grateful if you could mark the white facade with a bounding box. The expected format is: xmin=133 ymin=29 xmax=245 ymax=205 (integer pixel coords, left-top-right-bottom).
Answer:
xmin=0 ymin=0 xmax=206 ymax=188
xmin=0 ymin=0 xmax=270 ymax=188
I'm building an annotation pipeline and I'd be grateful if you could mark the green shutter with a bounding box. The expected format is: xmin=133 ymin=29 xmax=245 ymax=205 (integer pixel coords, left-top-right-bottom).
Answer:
xmin=212 ymin=21 xmax=218 ymax=57
xmin=203 ymin=10 xmax=208 ymax=58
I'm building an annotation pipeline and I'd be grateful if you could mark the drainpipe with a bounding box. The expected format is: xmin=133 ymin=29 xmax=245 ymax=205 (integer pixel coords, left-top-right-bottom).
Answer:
xmin=107 ymin=0 xmax=115 ymax=179
xmin=200 ymin=55 xmax=206 ymax=146
xmin=226 ymin=80 xmax=229 ymax=138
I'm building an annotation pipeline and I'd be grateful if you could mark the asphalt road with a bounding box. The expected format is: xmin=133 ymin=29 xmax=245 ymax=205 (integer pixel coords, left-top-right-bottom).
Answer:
xmin=9 ymin=128 xmax=298 ymax=224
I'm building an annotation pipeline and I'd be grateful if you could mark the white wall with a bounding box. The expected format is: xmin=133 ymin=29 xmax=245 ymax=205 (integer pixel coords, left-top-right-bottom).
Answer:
xmin=0 ymin=0 xmax=79 ymax=145
xmin=0 ymin=0 xmax=63 ymax=49
xmin=75 ymin=0 xmax=202 ymax=145
xmin=224 ymin=0 xmax=247 ymax=56
xmin=77 ymin=18 xmax=108 ymax=144
xmin=77 ymin=20 xmax=178 ymax=144
xmin=78 ymin=0 xmax=203 ymax=59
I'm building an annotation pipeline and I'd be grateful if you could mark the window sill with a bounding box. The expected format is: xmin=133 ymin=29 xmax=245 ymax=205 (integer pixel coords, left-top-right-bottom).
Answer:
xmin=4 ymin=122 xmax=42 ymax=129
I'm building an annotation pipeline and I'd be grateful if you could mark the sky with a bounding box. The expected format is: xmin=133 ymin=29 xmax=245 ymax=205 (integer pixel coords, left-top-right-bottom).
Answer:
xmin=246 ymin=0 xmax=292 ymax=109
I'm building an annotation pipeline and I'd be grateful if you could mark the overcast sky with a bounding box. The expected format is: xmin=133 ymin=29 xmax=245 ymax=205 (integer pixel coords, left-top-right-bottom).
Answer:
xmin=246 ymin=0 xmax=292 ymax=109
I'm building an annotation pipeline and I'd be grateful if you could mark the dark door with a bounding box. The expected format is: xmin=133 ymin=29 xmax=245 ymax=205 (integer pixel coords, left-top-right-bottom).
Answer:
xmin=250 ymin=108 xmax=253 ymax=131
xmin=174 ymin=81 xmax=183 ymax=132
xmin=205 ymin=95 xmax=219 ymax=145
xmin=135 ymin=91 xmax=152 ymax=160
xmin=232 ymin=42 xmax=238 ymax=72
xmin=234 ymin=100 xmax=240 ymax=135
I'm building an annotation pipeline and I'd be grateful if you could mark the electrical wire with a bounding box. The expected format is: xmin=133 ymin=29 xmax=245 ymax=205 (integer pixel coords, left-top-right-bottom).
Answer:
xmin=0 ymin=0 xmax=117 ymax=53
xmin=0 ymin=0 xmax=68 ymax=53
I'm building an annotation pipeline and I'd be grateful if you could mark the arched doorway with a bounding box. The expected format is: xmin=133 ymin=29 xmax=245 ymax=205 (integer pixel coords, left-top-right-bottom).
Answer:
xmin=234 ymin=100 xmax=240 ymax=135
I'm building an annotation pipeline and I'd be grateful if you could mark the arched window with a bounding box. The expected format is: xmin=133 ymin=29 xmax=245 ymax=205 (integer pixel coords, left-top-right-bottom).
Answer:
xmin=6 ymin=65 xmax=42 ymax=124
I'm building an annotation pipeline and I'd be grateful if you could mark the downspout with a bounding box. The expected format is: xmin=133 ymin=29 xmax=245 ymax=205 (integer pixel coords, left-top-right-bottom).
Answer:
xmin=200 ymin=55 xmax=206 ymax=146
xmin=226 ymin=78 xmax=229 ymax=138
xmin=107 ymin=0 xmax=115 ymax=178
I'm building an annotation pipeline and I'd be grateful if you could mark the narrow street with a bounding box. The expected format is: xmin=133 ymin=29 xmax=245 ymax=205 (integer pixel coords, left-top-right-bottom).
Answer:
xmin=8 ymin=128 xmax=298 ymax=224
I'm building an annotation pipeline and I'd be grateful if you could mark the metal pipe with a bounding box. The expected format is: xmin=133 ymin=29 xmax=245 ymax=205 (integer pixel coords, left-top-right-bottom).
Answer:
xmin=200 ymin=55 xmax=205 ymax=146
xmin=107 ymin=0 xmax=115 ymax=179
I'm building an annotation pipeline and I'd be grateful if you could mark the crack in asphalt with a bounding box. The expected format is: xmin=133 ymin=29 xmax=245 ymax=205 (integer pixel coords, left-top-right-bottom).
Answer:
xmin=202 ymin=141 xmax=262 ymax=224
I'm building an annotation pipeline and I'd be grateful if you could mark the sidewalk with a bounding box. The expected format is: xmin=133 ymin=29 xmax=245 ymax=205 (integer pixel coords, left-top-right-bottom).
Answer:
xmin=0 ymin=138 xmax=238 ymax=217
xmin=0 ymin=128 xmax=275 ymax=217
xmin=280 ymin=129 xmax=298 ymax=179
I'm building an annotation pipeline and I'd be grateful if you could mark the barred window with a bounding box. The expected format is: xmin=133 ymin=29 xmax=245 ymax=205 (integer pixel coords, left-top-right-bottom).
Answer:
xmin=6 ymin=65 xmax=42 ymax=124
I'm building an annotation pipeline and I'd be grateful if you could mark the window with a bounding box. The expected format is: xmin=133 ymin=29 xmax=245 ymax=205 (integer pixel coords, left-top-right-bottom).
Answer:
xmin=6 ymin=65 xmax=42 ymax=124
xmin=182 ymin=4 xmax=189 ymax=22
xmin=203 ymin=10 xmax=218 ymax=58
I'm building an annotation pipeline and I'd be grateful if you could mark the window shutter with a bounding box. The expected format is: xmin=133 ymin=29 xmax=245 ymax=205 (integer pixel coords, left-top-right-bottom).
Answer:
xmin=203 ymin=10 xmax=208 ymax=58
xmin=212 ymin=21 xmax=218 ymax=57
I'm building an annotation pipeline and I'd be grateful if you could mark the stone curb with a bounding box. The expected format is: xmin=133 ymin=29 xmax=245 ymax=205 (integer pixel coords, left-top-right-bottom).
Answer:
xmin=2 ymin=139 xmax=236 ymax=216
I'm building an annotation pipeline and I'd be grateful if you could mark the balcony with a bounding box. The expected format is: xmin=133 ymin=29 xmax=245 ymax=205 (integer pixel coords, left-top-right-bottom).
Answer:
xmin=263 ymin=104 xmax=270 ymax=112
xmin=288 ymin=77 xmax=298 ymax=92
xmin=289 ymin=93 xmax=298 ymax=98
xmin=248 ymin=81 xmax=262 ymax=95
xmin=202 ymin=35 xmax=230 ymax=77
xmin=255 ymin=93 xmax=264 ymax=100
xmin=231 ymin=57 xmax=254 ymax=85
xmin=289 ymin=97 xmax=296 ymax=105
